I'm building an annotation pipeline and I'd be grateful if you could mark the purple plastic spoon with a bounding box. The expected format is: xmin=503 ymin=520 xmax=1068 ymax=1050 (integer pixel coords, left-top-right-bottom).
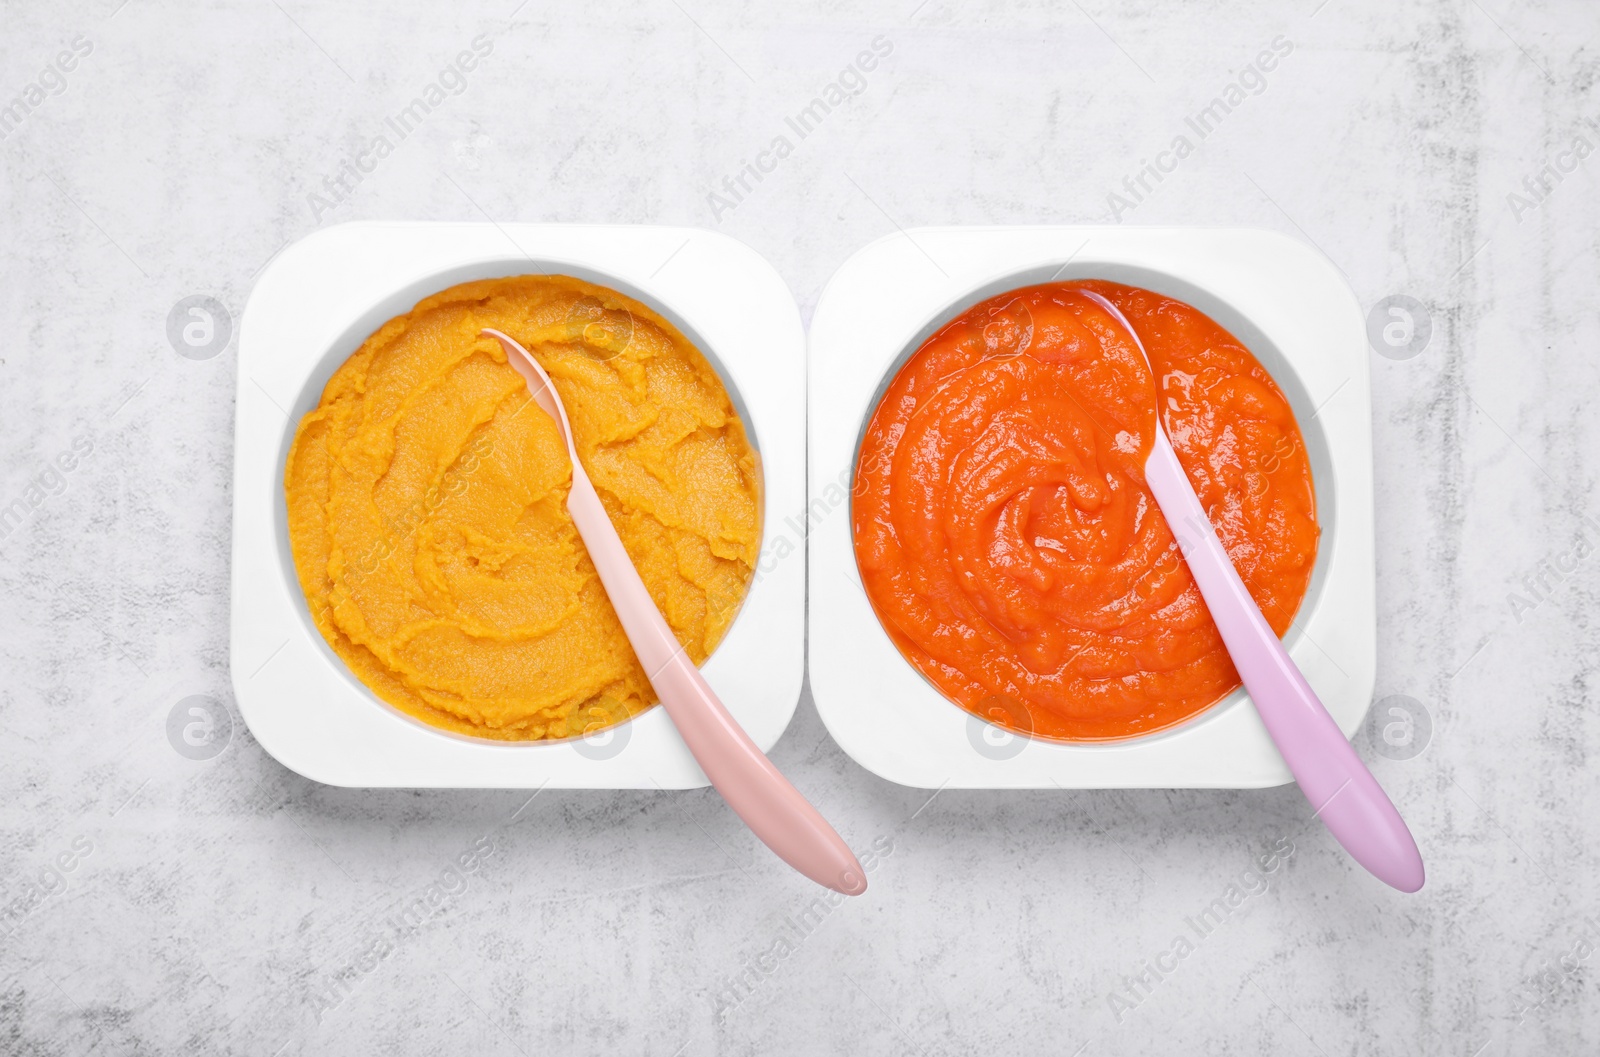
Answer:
xmin=1076 ymin=289 xmax=1424 ymax=893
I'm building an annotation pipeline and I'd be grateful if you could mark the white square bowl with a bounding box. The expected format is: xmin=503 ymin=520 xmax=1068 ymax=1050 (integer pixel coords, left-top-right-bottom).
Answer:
xmin=808 ymin=226 xmax=1375 ymax=789
xmin=230 ymin=222 xmax=805 ymax=788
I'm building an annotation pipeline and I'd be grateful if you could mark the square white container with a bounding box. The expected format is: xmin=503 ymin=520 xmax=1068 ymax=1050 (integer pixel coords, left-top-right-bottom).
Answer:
xmin=807 ymin=226 xmax=1376 ymax=789
xmin=231 ymin=222 xmax=805 ymax=788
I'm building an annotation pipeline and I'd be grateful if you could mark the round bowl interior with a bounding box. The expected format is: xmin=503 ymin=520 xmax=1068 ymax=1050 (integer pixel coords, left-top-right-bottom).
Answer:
xmin=272 ymin=257 xmax=765 ymax=747
xmin=848 ymin=260 xmax=1336 ymax=748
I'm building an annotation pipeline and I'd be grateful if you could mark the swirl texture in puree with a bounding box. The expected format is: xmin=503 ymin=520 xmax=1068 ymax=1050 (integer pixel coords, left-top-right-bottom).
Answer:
xmin=286 ymin=275 xmax=760 ymax=741
xmin=852 ymin=281 xmax=1318 ymax=740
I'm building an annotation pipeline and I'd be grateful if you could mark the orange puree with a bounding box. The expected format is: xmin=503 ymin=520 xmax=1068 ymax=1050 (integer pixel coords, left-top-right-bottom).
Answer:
xmin=852 ymin=281 xmax=1318 ymax=740
xmin=286 ymin=275 xmax=760 ymax=741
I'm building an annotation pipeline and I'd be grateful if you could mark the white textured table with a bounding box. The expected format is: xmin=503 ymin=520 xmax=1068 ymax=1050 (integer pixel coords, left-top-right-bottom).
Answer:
xmin=1 ymin=2 xmax=1594 ymax=1054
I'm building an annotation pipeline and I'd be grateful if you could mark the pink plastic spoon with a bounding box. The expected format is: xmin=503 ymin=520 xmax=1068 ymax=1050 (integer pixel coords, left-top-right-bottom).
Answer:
xmin=1074 ymin=291 xmax=1425 ymax=893
xmin=482 ymin=329 xmax=866 ymax=896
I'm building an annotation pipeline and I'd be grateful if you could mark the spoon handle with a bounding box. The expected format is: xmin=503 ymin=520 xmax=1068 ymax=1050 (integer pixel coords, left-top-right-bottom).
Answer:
xmin=1144 ymin=432 xmax=1424 ymax=892
xmin=648 ymin=650 xmax=868 ymax=895
xmin=567 ymin=470 xmax=867 ymax=896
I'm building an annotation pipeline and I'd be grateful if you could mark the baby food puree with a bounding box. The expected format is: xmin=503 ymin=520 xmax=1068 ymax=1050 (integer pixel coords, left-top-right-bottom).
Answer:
xmin=286 ymin=276 xmax=761 ymax=741
xmin=852 ymin=281 xmax=1318 ymax=740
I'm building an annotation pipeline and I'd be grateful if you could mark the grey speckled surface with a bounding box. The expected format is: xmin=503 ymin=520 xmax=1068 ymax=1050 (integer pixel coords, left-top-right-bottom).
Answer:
xmin=1 ymin=1 xmax=1597 ymax=1054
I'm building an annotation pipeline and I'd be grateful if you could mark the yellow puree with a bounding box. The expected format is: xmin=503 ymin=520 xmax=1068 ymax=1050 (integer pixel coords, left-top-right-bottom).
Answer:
xmin=285 ymin=276 xmax=761 ymax=740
